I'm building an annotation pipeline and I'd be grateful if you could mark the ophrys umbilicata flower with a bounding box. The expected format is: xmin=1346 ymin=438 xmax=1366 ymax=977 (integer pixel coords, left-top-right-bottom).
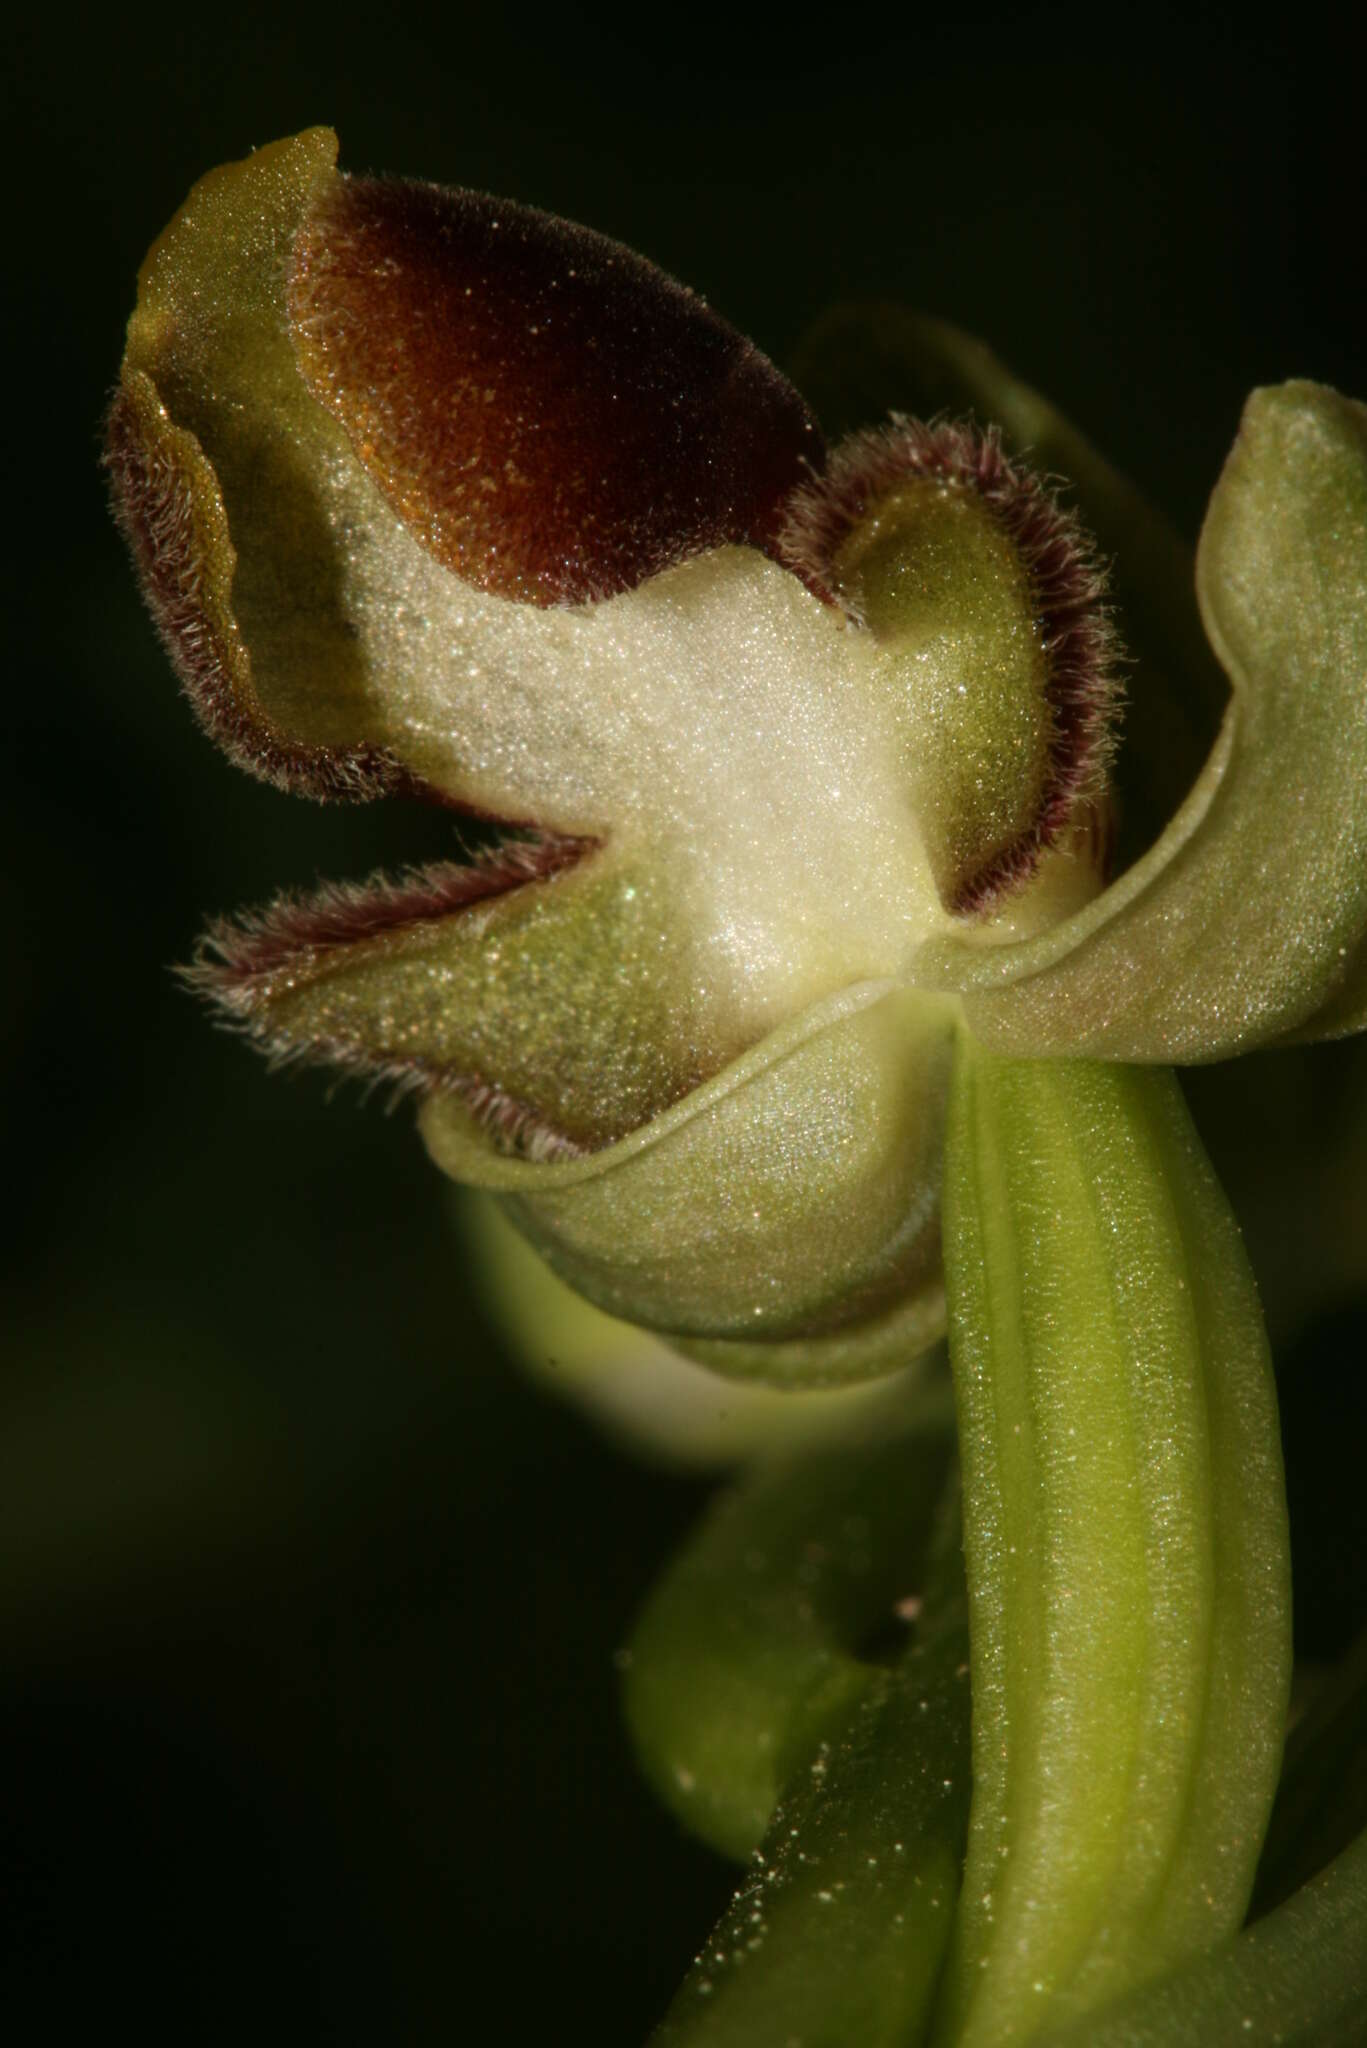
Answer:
xmin=108 ymin=127 xmax=1367 ymax=2048
xmin=107 ymin=126 xmax=1367 ymax=1390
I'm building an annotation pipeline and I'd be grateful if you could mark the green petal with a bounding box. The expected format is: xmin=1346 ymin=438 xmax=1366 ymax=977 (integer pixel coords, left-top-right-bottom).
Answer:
xmin=860 ymin=477 xmax=1054 ymax=911
xmin=420 ymin=988 xmax=955 ymax=1378
xmin=780 ymin=415 xmax=1123 ymax=914
xmin=790 ymin=306 xmax=1228 ymax=862
xmin=935 ymin=1044 xmax=1290 ymax=2045
xmin=918 ymin=382 xmax=1367 ymax=1061
xmin=198 ymin=848 xmax=749 ymax=1154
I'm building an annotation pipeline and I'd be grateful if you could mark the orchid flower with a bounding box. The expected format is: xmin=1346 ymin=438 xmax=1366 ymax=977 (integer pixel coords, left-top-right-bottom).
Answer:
xmin=109 ymin=127 xmax=1367 ymax=2046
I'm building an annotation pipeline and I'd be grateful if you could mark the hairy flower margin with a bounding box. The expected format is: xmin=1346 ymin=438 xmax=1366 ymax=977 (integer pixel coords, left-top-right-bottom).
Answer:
xmin=108 ymin=126 xmax=1367 ymax=1385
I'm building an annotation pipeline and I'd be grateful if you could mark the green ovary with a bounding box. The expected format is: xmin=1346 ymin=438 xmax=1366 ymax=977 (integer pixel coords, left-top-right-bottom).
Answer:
xmin=934 ymin=1039 xmax=1292 ymax=2046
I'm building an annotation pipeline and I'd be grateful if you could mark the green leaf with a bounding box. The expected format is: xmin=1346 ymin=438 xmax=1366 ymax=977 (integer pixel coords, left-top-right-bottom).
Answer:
xmin=1253 ymin=1624 xmax=1367 ymax=1917
xmin=650 ymin=1468 xmax=971 ymax=2048
xmin=1040 ymin=1823 xmax=1367 ymax=2047
xmin=935 ymin=1042 xmax=1291 ymax=2046
xmin=623 ymin=1379 xmax=956 ymax=1861
xmin=920 ymin=384 xmax=1367 ymax=1063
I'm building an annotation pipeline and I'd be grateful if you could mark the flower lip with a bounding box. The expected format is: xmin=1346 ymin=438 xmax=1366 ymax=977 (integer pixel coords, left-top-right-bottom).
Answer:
xmin=111 ymin=129 xmax=1145 ymax=1188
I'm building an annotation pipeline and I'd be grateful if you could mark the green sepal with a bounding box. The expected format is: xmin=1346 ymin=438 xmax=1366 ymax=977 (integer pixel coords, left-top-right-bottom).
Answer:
xmin=421 ymin=989 xmax=954 ymax=1379
xmin=921 ymin=384 xmax=1367 ymax=1063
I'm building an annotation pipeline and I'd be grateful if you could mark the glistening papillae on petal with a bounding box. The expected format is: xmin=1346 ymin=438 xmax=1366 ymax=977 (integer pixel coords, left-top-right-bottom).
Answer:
xmin=790 ymin=306 xmax=1229 ymax=868
xmin=916 ymin=383 xmax=1367 ymax=1062
xmin=191 ymin=836 xmax=770 ymax=1156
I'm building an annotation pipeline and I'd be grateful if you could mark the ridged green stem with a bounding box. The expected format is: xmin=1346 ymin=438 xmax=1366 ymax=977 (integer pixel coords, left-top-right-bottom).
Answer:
xmin=934 ymin=1040 xmax=1292 ymax=2046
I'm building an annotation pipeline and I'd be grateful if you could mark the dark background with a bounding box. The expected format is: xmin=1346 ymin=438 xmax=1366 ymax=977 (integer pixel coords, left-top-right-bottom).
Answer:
xmin=7 ymin=7 xmax=1366 ymax=2040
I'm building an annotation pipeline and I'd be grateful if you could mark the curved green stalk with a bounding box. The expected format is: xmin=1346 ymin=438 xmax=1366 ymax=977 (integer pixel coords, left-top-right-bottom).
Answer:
xmin=935 ymin=1041 xmax=1291 ymax=2046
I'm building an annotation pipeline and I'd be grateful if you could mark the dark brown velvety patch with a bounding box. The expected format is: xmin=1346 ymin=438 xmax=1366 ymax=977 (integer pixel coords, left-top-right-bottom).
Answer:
xmin=288 ymin=176 xmax=824 ymax=605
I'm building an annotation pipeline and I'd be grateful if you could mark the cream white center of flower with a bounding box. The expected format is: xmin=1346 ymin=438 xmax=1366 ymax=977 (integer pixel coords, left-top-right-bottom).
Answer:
xmin=327 ymin=439 xmax=946 ymax=1036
